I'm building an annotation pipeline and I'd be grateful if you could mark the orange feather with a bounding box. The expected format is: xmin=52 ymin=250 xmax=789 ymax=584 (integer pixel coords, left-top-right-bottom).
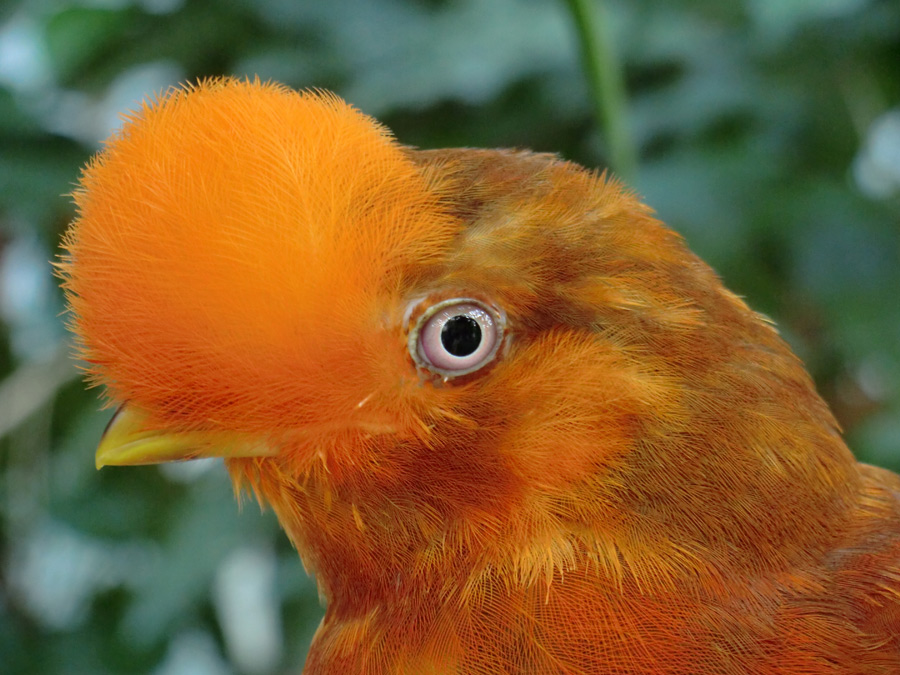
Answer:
xmin=60 ymin=78 xmax=900 ymax=673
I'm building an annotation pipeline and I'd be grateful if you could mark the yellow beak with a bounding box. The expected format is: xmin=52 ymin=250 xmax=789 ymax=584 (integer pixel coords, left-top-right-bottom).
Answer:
xmin=96 ymin=405 xmax=277 ymax=469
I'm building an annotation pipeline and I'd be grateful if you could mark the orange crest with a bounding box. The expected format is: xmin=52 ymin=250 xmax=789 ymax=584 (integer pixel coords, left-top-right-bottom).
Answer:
xmin=61 ymin=78 xmax=460 ymax=432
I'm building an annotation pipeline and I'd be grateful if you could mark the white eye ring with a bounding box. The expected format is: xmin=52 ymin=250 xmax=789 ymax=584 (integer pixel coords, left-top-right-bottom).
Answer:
xmin=408 ymin=297 xmax=506 ymax=378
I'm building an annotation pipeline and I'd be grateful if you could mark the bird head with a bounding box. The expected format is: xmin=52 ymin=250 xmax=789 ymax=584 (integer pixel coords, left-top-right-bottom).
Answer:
xmin=61 ymin=78 xmax=855 ymax=599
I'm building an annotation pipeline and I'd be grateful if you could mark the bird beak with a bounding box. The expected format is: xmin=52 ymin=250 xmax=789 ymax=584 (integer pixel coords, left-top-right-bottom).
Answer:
xmin=96 ymin=404 xmax=277 ymax=469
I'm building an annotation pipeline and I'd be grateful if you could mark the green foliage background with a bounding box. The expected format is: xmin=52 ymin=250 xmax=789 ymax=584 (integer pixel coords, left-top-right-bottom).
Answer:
xmin=0 ymin=0 xmax=898 ymax=673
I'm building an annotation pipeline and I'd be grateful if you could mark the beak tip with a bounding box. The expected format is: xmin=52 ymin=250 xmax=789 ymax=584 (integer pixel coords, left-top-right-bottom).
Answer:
xmin=95 ymin=444 xmax=120 ymax=469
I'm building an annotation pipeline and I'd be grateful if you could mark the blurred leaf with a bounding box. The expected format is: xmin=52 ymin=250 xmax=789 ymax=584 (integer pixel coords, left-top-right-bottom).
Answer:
xmin=0 ymin=135 xmax=85 ymax=233
xmin=45 ymin=7 xmax=134 ymax=84
xmin=747 ymin=0 xmax=872 ymax=43
xmin=124 ymin=467 xmax=276 ymax=646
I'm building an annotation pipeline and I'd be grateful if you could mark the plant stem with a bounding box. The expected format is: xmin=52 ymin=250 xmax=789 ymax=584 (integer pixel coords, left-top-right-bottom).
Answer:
xmin=564 ymin=0 xmax=637 ymax=183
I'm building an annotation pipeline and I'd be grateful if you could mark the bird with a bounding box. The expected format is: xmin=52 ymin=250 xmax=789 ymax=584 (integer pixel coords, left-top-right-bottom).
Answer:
xmin=59 ymin=77 xmax=900 ymax=673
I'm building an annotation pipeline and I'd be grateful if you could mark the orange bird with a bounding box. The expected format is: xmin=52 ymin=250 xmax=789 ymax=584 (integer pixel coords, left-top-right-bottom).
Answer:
xmin=60 ymin=78 xmax=900 ymax=673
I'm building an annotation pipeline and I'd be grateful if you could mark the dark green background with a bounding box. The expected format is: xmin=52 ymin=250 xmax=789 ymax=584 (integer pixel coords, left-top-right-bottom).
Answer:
xmin=1 ymin=1 xmax=898 ymax=673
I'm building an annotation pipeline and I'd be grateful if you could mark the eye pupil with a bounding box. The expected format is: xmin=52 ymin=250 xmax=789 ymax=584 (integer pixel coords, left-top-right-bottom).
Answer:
xmin=440 ymin=315 xmax=482 ymax=357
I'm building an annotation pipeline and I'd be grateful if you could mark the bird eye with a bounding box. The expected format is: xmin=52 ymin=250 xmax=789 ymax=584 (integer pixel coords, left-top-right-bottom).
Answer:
xmin=409 ymin=298 xmax=505 ymax=377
